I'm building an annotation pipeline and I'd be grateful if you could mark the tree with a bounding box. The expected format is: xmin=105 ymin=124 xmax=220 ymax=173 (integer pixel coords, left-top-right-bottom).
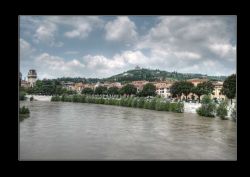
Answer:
xmin=94 ymin=86 xmax=107 ymax=95
xmin=107 ymin=87 xmax=119 ymax=95
xmin=81 ymin=87 xmax=94 ymax=95
xmin=221 ymin=74 xmax=236 ymax=104
xmin=180 ymin=81 xmax=194 ymax=101
xmin=119 ymin=84 xmax=137 ymax=95
xmin=140 ymin=83 xmax=156 ymax=97
xmin=55 ymin=85 xmax=63 ymax=95
xmin=192 ymin=81 xmax=214 ymax=103
xmin=170 ymin=81 xmax=183 ymax=99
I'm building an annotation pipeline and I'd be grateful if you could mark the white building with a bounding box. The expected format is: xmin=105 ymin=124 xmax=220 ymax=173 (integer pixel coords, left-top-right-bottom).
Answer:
xmin=154 ymin=82 xmax=172 ymax=98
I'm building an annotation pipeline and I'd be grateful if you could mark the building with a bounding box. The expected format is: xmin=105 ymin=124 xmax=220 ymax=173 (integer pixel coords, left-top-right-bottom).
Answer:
xmin=211 ymin=81 xmax=225 ymax=100
xmin=83 ymin=83 xmax=95 ymax=90
xmin=21 ymin=80 xmax=29 ymax=88
xmin=132 ymin=80 xmax=149 ymax=92
xmin=74 ymin=82 xmax=85 ymax=93
xmin=27 ymin=69 xmax=37 ymax=87
xmin=62 ymin=81 xmax=75 ymax=90
xmin=135 ymin=65 xmax=141 ymax=70
xmin=187 ymin=78 xmax=208 ymax=86
xmin=94 ymin=82 xmax=101 ymax=90
xmin=107 ymin=82 xmax=122 ymax=89
xmin=154 ymin=82 xmax=172 ymax=98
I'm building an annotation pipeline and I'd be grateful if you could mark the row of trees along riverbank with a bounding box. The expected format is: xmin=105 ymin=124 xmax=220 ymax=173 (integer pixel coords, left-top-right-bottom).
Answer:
xmin=51 ymin=95 xmax=184 ymax=113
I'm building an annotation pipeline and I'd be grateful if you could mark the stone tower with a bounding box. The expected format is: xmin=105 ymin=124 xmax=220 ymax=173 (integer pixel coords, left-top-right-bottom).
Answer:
xmin=27 ymin=69 xmax=37 ymax=87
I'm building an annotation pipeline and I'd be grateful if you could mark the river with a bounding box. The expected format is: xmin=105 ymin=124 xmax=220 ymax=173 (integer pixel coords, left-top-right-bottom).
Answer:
xmin=19 ymin=101 xmax=237 ymax=160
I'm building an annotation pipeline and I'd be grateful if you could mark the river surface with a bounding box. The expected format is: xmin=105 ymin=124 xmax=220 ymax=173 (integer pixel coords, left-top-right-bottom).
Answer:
xmin=19 ymin=101 xmax=237 ymax=160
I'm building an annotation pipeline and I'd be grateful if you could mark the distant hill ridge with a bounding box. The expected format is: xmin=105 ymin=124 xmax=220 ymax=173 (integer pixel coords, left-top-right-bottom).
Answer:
xmin=56 ymin=68 xmax=227 ymax=83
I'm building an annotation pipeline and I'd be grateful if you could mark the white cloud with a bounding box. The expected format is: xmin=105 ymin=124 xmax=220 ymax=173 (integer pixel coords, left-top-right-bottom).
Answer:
xmin=135 ymin=16 xmax=236 ymax=75
xmin=64 ymin=23 xmax=92 ymax=39
xmin=20 ymin=38 xmax=36 ymax=60
xmin=35 ymin=53 xmax=85 ymax=78
xmin=209 ymin=43 xmax=236 ymax=60
xmin=174 ymin=51 xmax=201 ymax=60
xmin=20 ymin=16 xmax=236 ymax=78
xmin=33 ymin=20 xmax=63 ymax=47
xmin=82 ymin=50 xmax=149 ymax=77
xmin=22 ymin=16 xmax=104 ymax=47
xmin=105 ymin=16 xmax=137 ymax=42
xmin=48 ymin=16 xmax=104 ymax=39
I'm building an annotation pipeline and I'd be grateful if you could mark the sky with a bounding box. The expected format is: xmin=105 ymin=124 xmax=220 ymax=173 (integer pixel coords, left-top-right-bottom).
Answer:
xmin=19 ymin=15 xmax=236 ymax=80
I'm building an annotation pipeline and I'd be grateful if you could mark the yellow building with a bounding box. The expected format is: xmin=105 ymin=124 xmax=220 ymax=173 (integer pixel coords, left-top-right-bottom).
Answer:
xmin=211 ymin=81 xmax=225 ymax=100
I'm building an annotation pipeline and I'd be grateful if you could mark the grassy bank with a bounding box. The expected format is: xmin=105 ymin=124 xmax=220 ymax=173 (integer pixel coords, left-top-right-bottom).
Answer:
xmin=51 ymin=95 xmax=184 ymax=113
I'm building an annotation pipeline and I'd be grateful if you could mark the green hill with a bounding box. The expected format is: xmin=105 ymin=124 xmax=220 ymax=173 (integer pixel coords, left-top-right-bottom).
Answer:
xmin=102 ymin=68 xmax=226 ymax=83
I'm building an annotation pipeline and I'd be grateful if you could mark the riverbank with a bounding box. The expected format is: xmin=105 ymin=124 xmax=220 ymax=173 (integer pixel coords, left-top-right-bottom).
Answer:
xmin=26 ymin=95 xmax=52 ymax=101
xmin=51 ymin=95 xmax=184 ymax=113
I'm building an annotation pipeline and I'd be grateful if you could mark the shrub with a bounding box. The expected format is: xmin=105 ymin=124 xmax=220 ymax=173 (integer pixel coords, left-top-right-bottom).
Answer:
xmin=201 ymin=95 xmax=211 ymax=104
xmin=61 ymin=94 xmax=66 ymax=101
xmin=197 ymin=95 xmax=216 ymax=117
xmin=104 ymin=99 xmax=109 ymax=105
xmin=127 ymin=97 xmax=133 ymax=107
xmin=155 ymin=100 xmax=164 ymax=111
xmin=80 ymin=95 xmax=86 ymax=103
xmin=114 ymin=99 xmax=120 ymax=106
xmin=123 ymin=97 xmax=129 ymax=107
xmin=170 ymin=102 xmax=184 ymax=113
xmin=175 ymin=102 xmax=184 ymax=113
xmin=20 ymin=106 xmax=30 ymax=114
xmin=149 ymin=98 xmax=157 ymax=110
xmin=143 ymin=101 xmax=150 ymax=109
xmin=95 ymin=98 xmax=100 ymax=104
xmin=164 ymin=101 xmax=171 ymax=111
xmin=119 ymin=97 xmax=125 ymax=106
xmin=137 ymin=98 xmax=145 ymax=108
xmin=100 ymin=98 xmax=105 ymax=104
xmin=51 ymin=95 xmax=61 ymax=101
xmin=216 ymin=100 xmax=228 ymax=119
xmin=73 ymin=94 xmax=81 ymax=102
xmin=131 ymin=98 xmax=138 ymax=108
xmin=88 ymin=97 xmax=95 ymax=103
xmin=64 ymin=95 xmax=73 ymax=102
xmin=20 ymin=91 xmax=27 ymax=101
xmin=197 ymin=104 xmax=216 ymax=117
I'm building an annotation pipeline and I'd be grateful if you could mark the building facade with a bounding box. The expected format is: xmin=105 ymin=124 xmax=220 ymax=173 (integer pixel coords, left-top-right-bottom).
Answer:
xmin=154 ymin=82 xmax=172 ymax=98
xmin=132 ymin=80 xmax=149 ymax=92
xmin=211 ymin=81 xmax=225 ymax=100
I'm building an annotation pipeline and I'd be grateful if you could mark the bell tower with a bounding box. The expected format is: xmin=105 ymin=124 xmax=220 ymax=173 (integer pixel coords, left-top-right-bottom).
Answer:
xmin=27 ymin=69 xmax=37 ymax=87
